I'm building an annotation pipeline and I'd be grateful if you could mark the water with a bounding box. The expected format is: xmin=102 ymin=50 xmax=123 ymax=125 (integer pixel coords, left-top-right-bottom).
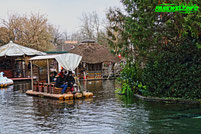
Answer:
xmin=0 ymin=80 xmax=201 ymax=134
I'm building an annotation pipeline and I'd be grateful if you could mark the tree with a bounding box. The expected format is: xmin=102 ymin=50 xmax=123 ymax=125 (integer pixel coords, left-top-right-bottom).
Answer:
xmin=106 ymin=7 xmax=134 ymax=59
xmin=78 ymin=11 xmax=109 ymax=46
xmin=107 ymin=0 xmax=201 ymax=61
xmin=50 ymin=25 xmax=63 ymax=46
xmin=79 ymin=11 xmax=100 ymax=40
xmin=112 ymin=0 xmax=201 ymax=97
xmin=0 ymin=13 xmax=58 ymax=51
xmin=121 ymin=0 xmax=201 ymax=59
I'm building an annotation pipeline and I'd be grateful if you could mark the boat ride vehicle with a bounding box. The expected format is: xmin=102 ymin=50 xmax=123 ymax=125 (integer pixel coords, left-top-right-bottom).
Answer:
xmin=26 ymin=53 xmax=93 ymax=100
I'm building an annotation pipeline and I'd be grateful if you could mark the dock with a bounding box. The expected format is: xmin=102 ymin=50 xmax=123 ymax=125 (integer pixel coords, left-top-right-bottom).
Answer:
xmin=10 ymin=78 xmax=32 ymax=81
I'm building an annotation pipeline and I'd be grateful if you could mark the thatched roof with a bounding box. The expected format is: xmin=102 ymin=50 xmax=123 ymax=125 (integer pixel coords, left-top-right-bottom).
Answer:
xmin=69 ymin=43 xmax=120 ymax=64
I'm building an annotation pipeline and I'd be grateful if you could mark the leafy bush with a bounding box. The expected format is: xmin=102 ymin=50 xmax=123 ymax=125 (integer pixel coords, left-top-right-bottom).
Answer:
xmin=142 ymin=40 xmax=201 ymax=99
xmin=117 ymin=63 xmax=147 ymax=95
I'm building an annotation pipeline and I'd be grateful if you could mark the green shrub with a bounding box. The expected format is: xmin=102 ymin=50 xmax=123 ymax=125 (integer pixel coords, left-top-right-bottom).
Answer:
xmin=118 ymin=62 xmax=147 ymax=95
xmin=142 ymin=40 xmax=201 ymax=99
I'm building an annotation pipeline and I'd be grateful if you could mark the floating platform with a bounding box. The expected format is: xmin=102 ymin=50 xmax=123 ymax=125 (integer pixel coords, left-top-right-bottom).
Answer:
xmin=26 ymin=90 xmax=93 ymax=100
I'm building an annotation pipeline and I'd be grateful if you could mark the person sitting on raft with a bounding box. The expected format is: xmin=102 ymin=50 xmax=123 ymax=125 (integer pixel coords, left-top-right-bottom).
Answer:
xmin=62 ymin=71 xmax=75 ymax=94
xmin=55 ymin=70 xmax=68 ymax=94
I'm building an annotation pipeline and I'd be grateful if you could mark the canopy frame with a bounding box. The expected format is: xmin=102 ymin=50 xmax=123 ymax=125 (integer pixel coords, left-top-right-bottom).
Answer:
xmin=29 ymin=53 xmax=82 ymax=90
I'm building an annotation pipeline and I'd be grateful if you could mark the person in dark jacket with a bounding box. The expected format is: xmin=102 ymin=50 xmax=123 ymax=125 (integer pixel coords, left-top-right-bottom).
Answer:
xmin=56 ymin=71 xmax=68 ymax=94
xmin=62 ymin=71 xmax=75 ymax=93
xmin=67 ymin=71 xmax=75 ymax=91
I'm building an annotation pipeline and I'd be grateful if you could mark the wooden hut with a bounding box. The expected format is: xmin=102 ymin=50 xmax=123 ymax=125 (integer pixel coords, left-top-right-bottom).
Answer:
xmin=0 ymin=41 xmax=46 ymax=78
xmin=69 ymin=40 xmax=120 ymax=80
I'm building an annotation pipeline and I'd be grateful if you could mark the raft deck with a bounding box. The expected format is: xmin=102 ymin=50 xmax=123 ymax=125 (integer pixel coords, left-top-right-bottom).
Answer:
xmin=26 ymin=90 xmax=93 ymax=100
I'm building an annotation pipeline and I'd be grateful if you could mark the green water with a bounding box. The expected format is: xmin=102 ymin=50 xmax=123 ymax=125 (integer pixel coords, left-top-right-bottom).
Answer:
xmin=0 ymin=80 xmax=201 ymax=134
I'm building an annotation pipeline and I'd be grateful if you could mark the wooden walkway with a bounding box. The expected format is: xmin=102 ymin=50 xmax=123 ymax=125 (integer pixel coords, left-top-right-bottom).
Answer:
xmin=10 ymin=78 xmax=32 ymax=81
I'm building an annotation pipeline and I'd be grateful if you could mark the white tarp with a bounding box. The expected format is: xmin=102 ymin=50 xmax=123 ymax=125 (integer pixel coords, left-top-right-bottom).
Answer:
xmin=55 ymin=53 xmax=82 ymax=71
xmin=0 ymin=41 xmax=46 ymax=57
xmin=30 ymin=55 xmax=58 ymax=60
xmin=30 ymin=53 xmax=82 ymax=71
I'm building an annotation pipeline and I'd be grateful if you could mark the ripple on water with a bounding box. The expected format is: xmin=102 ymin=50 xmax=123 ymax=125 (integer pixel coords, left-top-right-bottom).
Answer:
xmin=1 ymin=81 xmax=201 ymax=134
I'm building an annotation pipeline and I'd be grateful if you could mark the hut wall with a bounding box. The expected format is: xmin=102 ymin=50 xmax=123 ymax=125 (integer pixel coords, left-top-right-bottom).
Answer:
xmin=0 ymin=69 xmax=13 ymax=78
xmin=85 ymin=63 xmax=103 ymax=79
xmin=77 ymin=62 xmax=117 ymax=80
xmin=0 ymin=56 xmax=33 ymax=78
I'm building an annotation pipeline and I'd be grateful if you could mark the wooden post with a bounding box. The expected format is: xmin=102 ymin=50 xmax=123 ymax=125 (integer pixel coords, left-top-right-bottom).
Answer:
xmin=24 ymin=56 xmax=26 ymax=77
xmin=38 ymin=66 xmax=40 ymax=82
xmin=76 ymin=67 xmax=78 ymax=77
xmin=21 ymin=57 xmax=23 ymax=77
xmin=101 ymin=63 xmax=103 ymax=79
xmin=113 ymin=63 xmax=115 ymax=78
xmin=47 ymin=59 xmax=50 ymax=84
xmin=56 ymin=61 xmax=59 ymax=73
xmin=31 ymin=60 xmax=33 ymax=90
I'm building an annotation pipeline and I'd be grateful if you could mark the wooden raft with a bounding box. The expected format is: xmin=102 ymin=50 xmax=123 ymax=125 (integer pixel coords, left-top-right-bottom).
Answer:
xmin=26 ymin=90 xmax=93 ymax=100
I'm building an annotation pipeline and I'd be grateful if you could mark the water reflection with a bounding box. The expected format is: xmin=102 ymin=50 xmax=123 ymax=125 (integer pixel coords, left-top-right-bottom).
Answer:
xmin=0 ymin=85 xmax=14 ymax=104
xmin=1 ymin=80 xmax=201 ymax=134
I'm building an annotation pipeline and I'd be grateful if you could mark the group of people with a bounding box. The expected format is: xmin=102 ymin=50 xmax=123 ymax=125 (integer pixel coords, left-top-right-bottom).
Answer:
xmin=48 ymin=70 xmax=75 ymax=94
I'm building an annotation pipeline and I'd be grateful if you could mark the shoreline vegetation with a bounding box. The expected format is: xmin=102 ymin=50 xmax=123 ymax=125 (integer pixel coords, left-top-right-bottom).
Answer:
xmin=112 ymin=0 xmax=201 ymax=101
xmin=115 ymin=81 xmax=201 ymax=105
xmin=134 ymin=94 xmax=201 ymax=105
xmin=115 ymin=84 xmax=201 ymax=105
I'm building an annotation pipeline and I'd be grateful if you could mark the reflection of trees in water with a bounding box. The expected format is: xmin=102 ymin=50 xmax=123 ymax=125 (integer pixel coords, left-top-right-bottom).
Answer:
xmin=80 ymin=80 xmax=103 ymax=91
xmin=0 ymin=86 xmax=13 ymax=104
xmin=32 ymin=97 xmax=70 ymax=130
xmin=115 ymin=95 xmax=151 ymax=134
xmin=81 ymin=80 xmax=114 ymax=91
xmin=31 ymin=97 xmax=93 ymax=131
xmin=13 ymin=82 xmax=31 ymax=93
xmin=102 ymin=80 xmax=115 ymax=90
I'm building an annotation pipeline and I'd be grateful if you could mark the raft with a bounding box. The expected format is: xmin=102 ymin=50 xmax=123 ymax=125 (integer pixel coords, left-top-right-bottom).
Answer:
xmin=27 ymin=54 xmax=94 ymax=101
xmin=27 ymin=81 xmax=94 ymax=100
xmin=26 ymin=90 xmax=93 ymax=100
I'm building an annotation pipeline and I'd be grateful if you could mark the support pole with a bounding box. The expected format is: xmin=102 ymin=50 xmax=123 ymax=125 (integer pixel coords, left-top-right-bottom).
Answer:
xmin=21 ymin=57 xmax=23 ymax=77
xmin=31 ymin=61 xmax=33 ymax=90
xmin=47 ymin=59 xmax=50 ymax=84
xmin=24 ymin=55 xmax=26 ymax=77
xmin=76 ymin=67 xmax=78 ymax=77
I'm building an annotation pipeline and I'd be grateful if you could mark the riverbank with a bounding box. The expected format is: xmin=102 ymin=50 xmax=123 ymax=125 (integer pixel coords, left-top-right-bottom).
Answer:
xmin=134 ymin=94 xmax=201 ymax=105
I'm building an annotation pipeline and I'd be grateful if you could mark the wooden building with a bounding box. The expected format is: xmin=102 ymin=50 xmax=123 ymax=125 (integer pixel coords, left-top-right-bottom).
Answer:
xmin=69 ymin=40 xmax=120 ymax=80
xmin=0 ymin=41 xmax=46 ymax=78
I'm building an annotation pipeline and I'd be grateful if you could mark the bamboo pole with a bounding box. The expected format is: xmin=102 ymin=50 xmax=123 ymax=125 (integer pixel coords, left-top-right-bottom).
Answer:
xmin=31 ymin=61 xmax=33 ymax=90
xmin=47 ymin=59 xmax=50 ymax=84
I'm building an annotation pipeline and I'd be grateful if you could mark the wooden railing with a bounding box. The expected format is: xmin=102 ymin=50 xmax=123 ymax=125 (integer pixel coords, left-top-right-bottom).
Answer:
xmin=33 ymin=81 xmax=55 ymax=94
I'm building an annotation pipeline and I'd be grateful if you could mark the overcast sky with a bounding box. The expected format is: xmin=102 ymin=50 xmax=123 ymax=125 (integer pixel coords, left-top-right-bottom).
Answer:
xmin=0 ymin=0 xmax=123 ymax=33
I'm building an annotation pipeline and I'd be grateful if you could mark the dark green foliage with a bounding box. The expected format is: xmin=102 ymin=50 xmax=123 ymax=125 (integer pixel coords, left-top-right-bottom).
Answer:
xmin=112 ymin=0 xmax=201 ymax=99
xmin=142 ymin=40 xmax=201 ymax=99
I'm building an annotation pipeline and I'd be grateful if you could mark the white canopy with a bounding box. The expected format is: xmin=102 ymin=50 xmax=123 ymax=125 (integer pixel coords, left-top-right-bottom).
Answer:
xmin=30 ymin=53 xmax=82 ymax=71
xmin=0 ymin=41 xmax=46 ymax=57
xmin=29 ymin=54 xmax=58 ymax=60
